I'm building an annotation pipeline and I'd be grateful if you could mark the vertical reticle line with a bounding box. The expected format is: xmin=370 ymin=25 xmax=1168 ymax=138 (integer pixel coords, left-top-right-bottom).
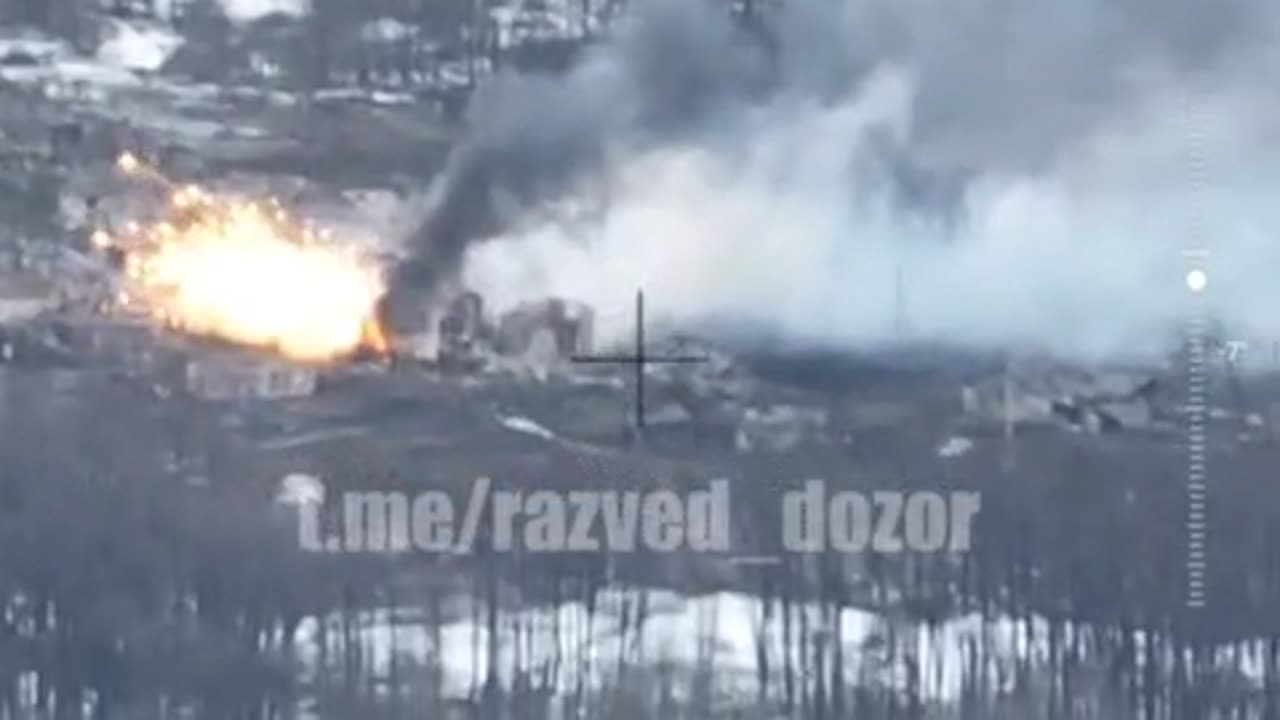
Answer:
xmin=636 ymin=290 xmax=646 ymax=427
xmin=1182 ymin=80 xmax=1210 ymax=609
xmin=1184 ymin=253 xmax=1209 ymax=609
xmin=571 ymin=289 xmax=709 ymax=429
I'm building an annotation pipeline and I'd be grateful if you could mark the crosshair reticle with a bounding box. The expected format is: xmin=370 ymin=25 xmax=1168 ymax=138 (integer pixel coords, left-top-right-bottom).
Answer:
xmin=571 ymin=289 xmax=709 ymax=429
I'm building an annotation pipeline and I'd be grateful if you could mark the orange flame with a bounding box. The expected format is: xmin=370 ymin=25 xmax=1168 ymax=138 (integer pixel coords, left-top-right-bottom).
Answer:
xmin=101 ymin=154 xmax=390 ymax=363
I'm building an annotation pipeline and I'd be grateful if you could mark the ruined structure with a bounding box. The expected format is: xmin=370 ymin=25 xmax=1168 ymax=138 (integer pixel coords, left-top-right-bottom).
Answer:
xmin=438 ymin=290 xmax=488 ymax=369
xmin=496 ymin=298 xmax=594 ymax=361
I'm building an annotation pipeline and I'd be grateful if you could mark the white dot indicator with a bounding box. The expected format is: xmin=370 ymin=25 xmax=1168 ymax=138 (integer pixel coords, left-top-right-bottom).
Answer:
xmin=1186 ymin=269 xmax=1208 ymax=293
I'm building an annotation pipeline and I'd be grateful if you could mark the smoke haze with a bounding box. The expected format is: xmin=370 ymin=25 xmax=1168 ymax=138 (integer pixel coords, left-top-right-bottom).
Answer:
xmin=411 ymin=0 xmax=1280 ymax=362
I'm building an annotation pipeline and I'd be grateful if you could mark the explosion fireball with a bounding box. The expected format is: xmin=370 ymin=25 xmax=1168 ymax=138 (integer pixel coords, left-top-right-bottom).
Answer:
xmin=98 ymin=153 xmax=389 ymax=363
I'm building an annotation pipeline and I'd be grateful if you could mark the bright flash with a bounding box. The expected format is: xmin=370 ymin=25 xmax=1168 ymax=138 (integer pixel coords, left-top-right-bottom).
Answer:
xmin=100 ymin=161 xmax=389 ymax=363
xmin=117 ymin=152 xmax=140 ymax=175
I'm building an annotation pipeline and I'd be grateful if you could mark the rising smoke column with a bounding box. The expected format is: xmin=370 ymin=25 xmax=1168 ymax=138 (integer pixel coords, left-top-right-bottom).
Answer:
xmin=410 ymin=0 xmax=1280 ymax=361
xmin=394 ymin=0 xmax=773 ymax=294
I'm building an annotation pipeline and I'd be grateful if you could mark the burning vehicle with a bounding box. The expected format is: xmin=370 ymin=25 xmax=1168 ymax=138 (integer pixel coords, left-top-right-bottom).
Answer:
xmin=91 ymin=153 xmax=390 ymax=364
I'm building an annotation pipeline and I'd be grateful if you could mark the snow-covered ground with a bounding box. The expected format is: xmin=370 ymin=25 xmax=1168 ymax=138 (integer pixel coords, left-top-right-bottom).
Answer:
xmin=293 ymin=589 xmax=1053 ymax=708
xmin=0 ymin=0 xmax=590 ymax=109
xmin=293 ymin=584 xmax=1279 ymax=712
xmin=0 ymin=20 xmax=182 ymax=100
xmin=96 ymin=18 xmax=182 ymax=72
xmin=0 ymin=31 xmax=141 ymax=92
xmin=0 ymin=25 xmax=285 ymax=142
xmin=219 ymin=0 xmax=308 ymax=24
xmin=0 ymin=31 xmax=65 ymax=64
xmin=313 ymin=87 xmax=416 ymax=106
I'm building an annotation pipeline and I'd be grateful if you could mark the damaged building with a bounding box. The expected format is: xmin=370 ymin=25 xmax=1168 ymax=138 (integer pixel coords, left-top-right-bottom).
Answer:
xmin=495 ymin=298 xmax=594 ymax=361
xmin=376 ymin=288 xmax=595 ymax=368
xmin=437 ymin=290 xmax=488 ymax=369
xmin=377 ymin=287 xmax=495 ymax=365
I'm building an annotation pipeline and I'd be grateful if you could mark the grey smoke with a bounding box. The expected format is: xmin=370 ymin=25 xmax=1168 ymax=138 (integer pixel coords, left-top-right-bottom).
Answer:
xmin=408 ymin=0 xmax=1280 ymax=362
xmin=394 ymin=0 xmax=767 ymax=291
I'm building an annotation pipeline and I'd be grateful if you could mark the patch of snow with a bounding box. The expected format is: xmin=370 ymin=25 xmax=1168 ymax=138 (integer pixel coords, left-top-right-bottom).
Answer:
xmin=937 ymin=435 xmax=975 ymax=458
xmin=498 ymin=414 xmax=557 ymax=441
xmin=20 ymin=59 xmax=142 ymax=91
xmin=313 ymin=87 xmax=363 ymax=102
xmin=439 ymin=61 xmax=483 ymax=88
xmin=152 ymin=0 xmax=176 ymax=21
xmin=361 ymin=18 xmax=416 ymax=44
xmin=564 ymin=373 xmax=625 ymax=389
xmin=312 ymin=88 xmax=413 ymax=106
xmin=369 ymin=90 xmax=415 ymax=106
xmin=489 ymin=0 xmax=586 ymax=44
xmin=219 ymin=0 xmax=309 ymax=24
xmin=0 ymin=31 xmax=68 ymax=64
xmin=96 ymin=19 xmax=183 ymax=72
xmin=0 ymin=29 xmax=143 ymax=92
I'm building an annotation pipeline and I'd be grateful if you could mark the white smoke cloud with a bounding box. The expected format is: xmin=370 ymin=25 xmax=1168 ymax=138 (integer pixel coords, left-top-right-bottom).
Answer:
xmin=455 ymin=0 xmax=1280 ymax=363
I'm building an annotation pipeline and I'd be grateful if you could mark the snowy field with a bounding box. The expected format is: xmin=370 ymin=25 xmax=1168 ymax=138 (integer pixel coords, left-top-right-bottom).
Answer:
xmin=290 ymin=586 xmax=1274 ymax=712
xmin=0 ymin=0 xmax=592 ymax=132
xmin=293 ymin=590 xmax=1064 ymax=707
xmin=0 ymin=23 xmax=373 ymax=145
